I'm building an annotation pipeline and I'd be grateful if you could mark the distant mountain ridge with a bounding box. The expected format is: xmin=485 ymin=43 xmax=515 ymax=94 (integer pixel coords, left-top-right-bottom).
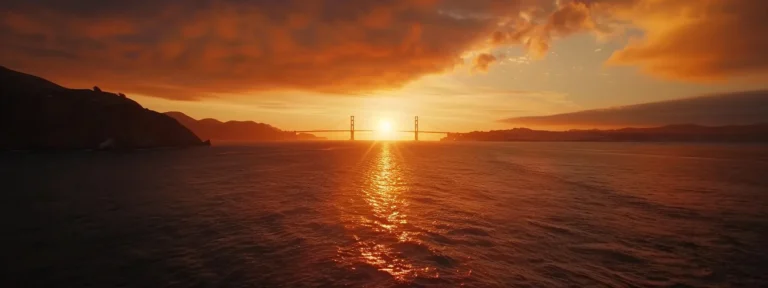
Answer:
xmin=0 ymin=66 xmax=206 ymax=150
xmin=164 ymin=111 xmax=322 ymax=142
xmin=502 ymin=90 xmax=768 ymax=129
xmin=443 ymin=124 xmax=768 ymax=142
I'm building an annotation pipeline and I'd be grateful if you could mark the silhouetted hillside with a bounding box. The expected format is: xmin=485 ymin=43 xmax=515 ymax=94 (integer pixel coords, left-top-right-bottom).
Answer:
xmin=0 ymin=66 xmax=206 ymax=150
xmin=442 ymin=124 xmax=768 ymax=142
xmin=165 ymin=112 xmax=323 ymax=142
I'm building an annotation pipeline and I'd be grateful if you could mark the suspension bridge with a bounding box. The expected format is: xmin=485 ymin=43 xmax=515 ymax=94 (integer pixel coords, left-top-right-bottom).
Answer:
xmin=293 ymin=116 xmax=453 ymax=141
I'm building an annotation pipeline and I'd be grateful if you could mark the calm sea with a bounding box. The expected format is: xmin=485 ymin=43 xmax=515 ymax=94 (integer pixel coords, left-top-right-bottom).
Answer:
xmin=2 ymin=142 xmax=768 ymax=287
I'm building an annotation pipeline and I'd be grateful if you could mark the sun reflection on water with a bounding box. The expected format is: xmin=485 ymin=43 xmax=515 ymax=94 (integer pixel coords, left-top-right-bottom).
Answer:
xmin=338 ymin=143 xmax=438 ymax=282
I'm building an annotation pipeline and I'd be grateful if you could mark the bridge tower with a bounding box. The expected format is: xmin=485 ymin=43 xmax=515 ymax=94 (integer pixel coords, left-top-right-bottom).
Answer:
xmin=414 ymin=116 xmax=419 ymax=141
xmin=350 ymin=115 xmax=355 ymax=141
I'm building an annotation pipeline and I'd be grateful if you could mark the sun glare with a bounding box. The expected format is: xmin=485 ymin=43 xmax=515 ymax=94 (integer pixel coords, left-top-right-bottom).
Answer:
xmin=379 ymin=120 xmax=393 ymax=133
xmin=377 ymin=119 xmax=395 ymax=140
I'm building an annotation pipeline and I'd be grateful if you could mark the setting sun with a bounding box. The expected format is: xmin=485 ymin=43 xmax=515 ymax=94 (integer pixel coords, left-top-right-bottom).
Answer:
xmin=378 ymin=120 xmax=393 ymax=133
xmin=377 ymin=119 xmax=395 ymax=140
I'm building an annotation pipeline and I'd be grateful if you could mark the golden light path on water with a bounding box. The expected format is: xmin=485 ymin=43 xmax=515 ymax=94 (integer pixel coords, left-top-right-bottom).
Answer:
xmin=338 ymin=143 xmax=438 ymax=282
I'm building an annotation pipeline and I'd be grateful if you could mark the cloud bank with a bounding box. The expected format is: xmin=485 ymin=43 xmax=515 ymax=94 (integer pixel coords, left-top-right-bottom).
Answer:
xmin=500 ymin=90 xmax=768 ymax=129
xmin=1 ymin=0 xmax=766 ymax=100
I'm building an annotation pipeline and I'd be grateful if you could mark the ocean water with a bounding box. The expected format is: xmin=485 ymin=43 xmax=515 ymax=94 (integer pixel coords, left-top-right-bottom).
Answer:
xmin=2 ymin=142 xmax=768 ymax=287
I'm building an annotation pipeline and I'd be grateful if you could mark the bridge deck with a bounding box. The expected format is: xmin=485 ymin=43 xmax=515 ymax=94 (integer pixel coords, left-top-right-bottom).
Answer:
xmin=294 ymin=130 xmax=452 ymax=134
xmin=293 ymin=117 xmax=454 ymax=140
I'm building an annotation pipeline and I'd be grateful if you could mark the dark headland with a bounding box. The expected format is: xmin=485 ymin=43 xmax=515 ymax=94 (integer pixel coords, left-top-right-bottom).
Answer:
xmin=0 ymin=66 xmax=208 ymax=151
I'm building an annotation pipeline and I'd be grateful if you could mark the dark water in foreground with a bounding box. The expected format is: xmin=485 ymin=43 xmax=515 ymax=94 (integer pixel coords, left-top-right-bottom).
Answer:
xmin=2 ymin=142 xmax=768 ymax=287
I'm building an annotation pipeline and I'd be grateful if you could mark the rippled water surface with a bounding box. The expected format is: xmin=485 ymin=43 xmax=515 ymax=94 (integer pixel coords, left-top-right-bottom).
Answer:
xmin=3 ymin=142 xmax=768 ymax=287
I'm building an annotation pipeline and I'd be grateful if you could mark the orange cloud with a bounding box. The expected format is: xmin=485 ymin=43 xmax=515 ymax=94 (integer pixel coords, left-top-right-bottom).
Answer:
xmin=604 ymin=0 xmax=768 ymax=82
xmin=523 ymin=0 xmax=768 ymax=82
xmin=0 ymin=0 xmax=765 ymax=101
xmin=1 ymin=0 xmax=516 ymax=100
xmin=473 ymin=53 xmax=498 ymax=72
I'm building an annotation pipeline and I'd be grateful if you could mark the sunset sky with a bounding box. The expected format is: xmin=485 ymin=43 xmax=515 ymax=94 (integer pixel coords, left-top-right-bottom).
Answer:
xmin=2 ymin=0 xmax=767 ymax=137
